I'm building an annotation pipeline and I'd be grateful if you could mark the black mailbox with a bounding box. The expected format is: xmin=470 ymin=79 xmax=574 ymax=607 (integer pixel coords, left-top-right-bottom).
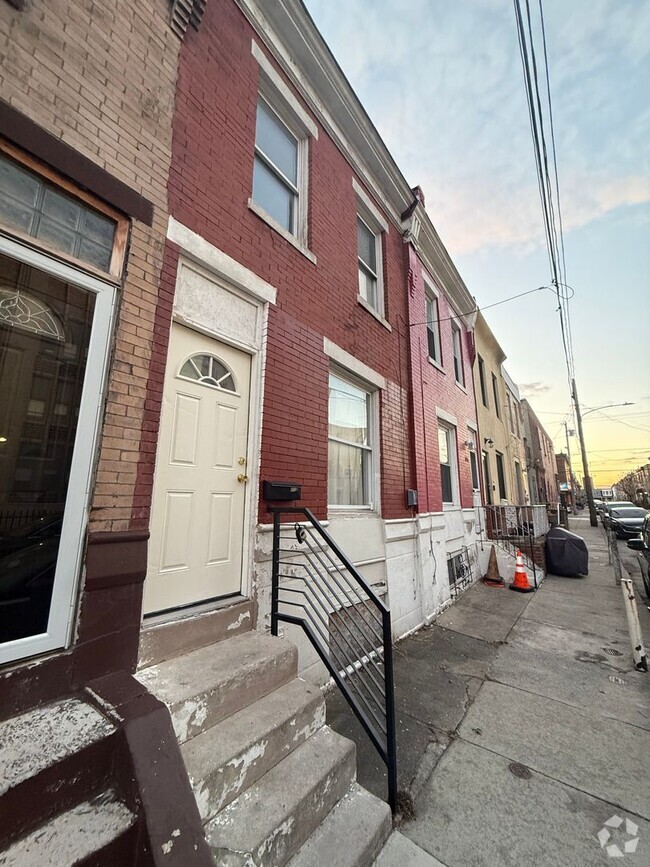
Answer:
xmin=263 ymin=480 xmax=302 ymax=502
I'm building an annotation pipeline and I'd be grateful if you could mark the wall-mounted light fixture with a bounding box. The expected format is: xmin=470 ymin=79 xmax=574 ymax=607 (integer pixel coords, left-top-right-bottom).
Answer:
xmin=484 ymin=437 xmax=494 ymax=448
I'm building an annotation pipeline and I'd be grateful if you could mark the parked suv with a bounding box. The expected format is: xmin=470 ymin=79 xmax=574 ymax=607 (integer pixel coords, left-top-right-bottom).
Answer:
xmin=628 ymin=515 xmax=650 ymax=603
xmin=601 ymin=501 xmax=635 ymax=528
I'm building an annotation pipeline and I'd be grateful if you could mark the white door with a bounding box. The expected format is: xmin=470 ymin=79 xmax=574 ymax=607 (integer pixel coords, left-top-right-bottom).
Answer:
xmin=144 ymin=323 xmax=251 ymax=615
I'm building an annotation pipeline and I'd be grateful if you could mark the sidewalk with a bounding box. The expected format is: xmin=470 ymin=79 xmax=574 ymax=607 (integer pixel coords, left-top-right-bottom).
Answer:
xmin=326 ymin=518 xmax=650 ymax=865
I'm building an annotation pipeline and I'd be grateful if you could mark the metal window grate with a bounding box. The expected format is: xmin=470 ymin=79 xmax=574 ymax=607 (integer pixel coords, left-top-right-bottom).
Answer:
xmin=447 ymin=548 xmax=472 ymax=599
xmin=170 ymin=0 xmax=207 ymax=39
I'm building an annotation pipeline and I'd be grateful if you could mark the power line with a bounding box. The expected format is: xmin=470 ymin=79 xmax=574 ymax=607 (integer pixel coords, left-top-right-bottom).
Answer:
xmin=409 ymin=285 xmax=545 ymax=328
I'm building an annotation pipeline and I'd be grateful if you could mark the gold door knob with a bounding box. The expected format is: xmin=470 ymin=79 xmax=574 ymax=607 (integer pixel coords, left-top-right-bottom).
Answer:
xmin=237 ymin=474 xmax=249 ymax=483
xmin=238 ymin=457 xmax=246 ymax=465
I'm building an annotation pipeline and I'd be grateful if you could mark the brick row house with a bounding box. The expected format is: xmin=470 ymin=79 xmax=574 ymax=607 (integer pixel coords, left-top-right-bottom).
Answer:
xmin=0 ymin=1 xmax=517 ymax=863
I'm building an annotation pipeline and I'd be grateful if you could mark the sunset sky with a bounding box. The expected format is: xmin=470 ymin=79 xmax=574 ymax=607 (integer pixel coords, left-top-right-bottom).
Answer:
xmin=304 ymin=0 xmax=650 ymax=487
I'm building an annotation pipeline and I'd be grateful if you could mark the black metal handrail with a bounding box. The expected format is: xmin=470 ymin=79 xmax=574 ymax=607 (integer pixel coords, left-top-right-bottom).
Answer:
xmin=269 ymin=506 xmax=398 ymax=814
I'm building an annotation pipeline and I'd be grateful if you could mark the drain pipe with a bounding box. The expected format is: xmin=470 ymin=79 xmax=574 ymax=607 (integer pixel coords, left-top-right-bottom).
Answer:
xmin=621 ymin=577 xmax=648 ymax=672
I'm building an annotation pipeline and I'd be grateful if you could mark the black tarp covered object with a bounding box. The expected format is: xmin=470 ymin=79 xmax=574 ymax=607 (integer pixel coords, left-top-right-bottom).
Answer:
xmin=545 ymin=526 xmax=589 ymax=576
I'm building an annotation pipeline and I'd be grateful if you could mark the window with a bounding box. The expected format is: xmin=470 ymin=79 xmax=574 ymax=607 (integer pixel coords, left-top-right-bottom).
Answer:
xmin=495 ymin=451 xmax=507 ymax=501
xmin=515 ymin=460 xmax=525 ymax=503
xmin=0 ymin=152 xmax=120 ymax=275
xmin=438 ymin=424 xmax=458 ymax=504
xmin=451 ymin=324 xmax=464 ymax=386
xmin=357 ymin=216 xmax=380 ymax=310
xmin=506 ymin=392 xmax=515 ymax=434
xmin=491 ymin=373 xmax=500 ymax=418
xmin=425 ymin=291 xmax=441 ymax=364
xmin=179 ymin=354 xmax=236 ymax=392
xmin=478 ymin=355 xmax=488 ymax=407
xmin=328 ymin=372 xmax=374 ymax=507
xmin=482 ymin=451 xmax=492 ymax=505
xmin=468 ymin=432 xmax=480 ymax=492
xmin=253 ymin=98 xmax=300 ymax=235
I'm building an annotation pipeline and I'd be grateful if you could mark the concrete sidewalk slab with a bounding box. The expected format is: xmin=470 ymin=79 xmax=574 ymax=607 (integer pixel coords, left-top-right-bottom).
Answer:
xmin=405 ymin=739 xmax=650 ymax=867
xmin=435 ymin=602 xmax=520 ymax=644
xmin=459 ymin=681 xmax=650 ymax=819
xmin=489 ymin=621 xmax=649 ymax=730
xmin=522 ymin=587 xmax=630 ymax=643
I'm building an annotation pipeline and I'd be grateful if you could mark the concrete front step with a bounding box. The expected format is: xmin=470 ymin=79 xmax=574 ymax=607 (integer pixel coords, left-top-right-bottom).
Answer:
xmin=138 ymin=598 xmax=253 ymax=669
xmin=183 ymin=677 xmax=326 ymax=822
xmin=0 ymin=789 xmax=137 ymax=867
xmin=287 ymin=783 xmax=392 ymax=867
xmin=206 ymin=726 xmax=356 ymax=867
xmin=374 ymin=832 xmax=446 ymax=867
xmin=0 ymin=697 xmax=117 ymax=847
xmin=136 ymin=630 xmax=298 ymax=743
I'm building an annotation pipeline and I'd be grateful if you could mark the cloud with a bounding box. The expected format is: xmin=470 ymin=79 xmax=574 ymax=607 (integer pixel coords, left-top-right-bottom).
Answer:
xmin=305 ymin=0 xmax=650 ymax=256
xmin=520 ymin=382 xmax=551 ymax=395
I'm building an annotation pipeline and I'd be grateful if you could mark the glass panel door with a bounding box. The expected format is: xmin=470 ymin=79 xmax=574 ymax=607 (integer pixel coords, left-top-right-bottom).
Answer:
xmin=0 ymin=253 xmax=94 ymax=644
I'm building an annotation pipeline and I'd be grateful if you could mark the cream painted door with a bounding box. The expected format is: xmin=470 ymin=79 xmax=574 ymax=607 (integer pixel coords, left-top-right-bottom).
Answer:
xmin=144 ymin=323 xmax=251 ymax=615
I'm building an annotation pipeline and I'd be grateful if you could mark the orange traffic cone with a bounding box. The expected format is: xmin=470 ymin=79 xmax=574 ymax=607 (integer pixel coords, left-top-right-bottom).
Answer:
xmin=509 ymin=549 xmax=535 ymax=593
xmin=483 ymin=546 xmax=504 ymax=587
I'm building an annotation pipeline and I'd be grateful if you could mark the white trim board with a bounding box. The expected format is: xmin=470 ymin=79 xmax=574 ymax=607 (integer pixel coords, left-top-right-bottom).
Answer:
xmin=436 ymin=406 xmax=458 ymax=427
xmin=323 ymin=337 xmax=386 ymax=389
xmin=252 ymin=39 xmax=318 ymax=138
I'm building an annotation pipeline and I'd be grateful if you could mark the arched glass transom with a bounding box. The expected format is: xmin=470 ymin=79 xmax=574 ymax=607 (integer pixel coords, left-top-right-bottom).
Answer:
xmin=179 ymin=354 xmax=236 ymax=392
xmin=0 ymin=287 xmax=65 ymax=341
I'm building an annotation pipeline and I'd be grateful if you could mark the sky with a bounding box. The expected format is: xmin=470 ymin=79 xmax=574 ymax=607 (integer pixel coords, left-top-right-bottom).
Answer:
xmin=303 ymin=0 xmax=650 ymax=487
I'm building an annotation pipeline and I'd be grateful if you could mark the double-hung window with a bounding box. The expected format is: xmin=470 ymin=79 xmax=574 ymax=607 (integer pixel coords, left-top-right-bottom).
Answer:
xmin=478 ymin=355 xmax=488 ymax=406
xmin=495 ymin=451 xmax=507 ymax=501
xmin=468 ymin=431 xmax=480 ymax=492
xmin=438 ymin=424 xmax=458 ymax=505
xmin=451 ymin=323 xmax=464 ymax=386
xmin=425 ymin=290 xmax=441 ymax=365
xmin=491 ymin=373 xmax=501 ymax=418
xmin=250 ymin=41 xmax=318 ymax=254
xmin=328 ymin=371 xmax=375 ymax=508
xmin=353 ymin=179 xmax=388 ymax=320
xmin=253 ymin=98 xmax=299 ymax=235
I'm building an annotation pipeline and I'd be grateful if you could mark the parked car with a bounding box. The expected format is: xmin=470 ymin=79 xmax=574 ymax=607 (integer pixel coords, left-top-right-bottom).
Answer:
xmin=601 ymin=501 xmax=635 ymax=527
xmin=627 ymin=515 xmax=650 ymax=602
xmin=607 ymin=506 xmax=648 ymax=539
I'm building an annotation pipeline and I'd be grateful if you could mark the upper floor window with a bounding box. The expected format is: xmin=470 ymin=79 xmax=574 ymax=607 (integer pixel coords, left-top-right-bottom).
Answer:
xmin=357 ymin=215 xmax=381 ymax=310
xmin=451 ymin=323 xmax=464 ymax=386
xmin=438 ymin=423 xmax=458 ymax=504
xmin=478 ymin=355 xmax=488 ymax=407
xmin=491 ymin=373 xmax=501 ymax=418
xmin=250 ymin=41 xmax=318 ymax=259
xmin=253 ymin=99 xmax=300 ymax=235
xmin=425 ymin=290 xmax=441 ymax=365
xmin=0 ymin=152 xmax=123 ymax=276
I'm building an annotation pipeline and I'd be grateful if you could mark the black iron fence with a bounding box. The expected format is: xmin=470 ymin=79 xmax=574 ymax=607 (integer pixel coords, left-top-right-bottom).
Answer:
xmin=269 ymin=507 xmax=398 ymax=814
xmin=485 ymin=504 xmax=549 ymax=589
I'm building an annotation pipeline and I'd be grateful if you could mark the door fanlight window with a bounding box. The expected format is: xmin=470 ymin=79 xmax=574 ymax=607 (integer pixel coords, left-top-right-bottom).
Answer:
xmin=179 ymin=353 xmax=236 ymax=392
xmin=0 ymin=287 xmax=65 ymax=342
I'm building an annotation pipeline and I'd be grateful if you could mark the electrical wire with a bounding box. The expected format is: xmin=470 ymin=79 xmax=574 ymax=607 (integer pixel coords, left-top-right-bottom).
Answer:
xmin=410 ymin=285 xmax=545 ymax=328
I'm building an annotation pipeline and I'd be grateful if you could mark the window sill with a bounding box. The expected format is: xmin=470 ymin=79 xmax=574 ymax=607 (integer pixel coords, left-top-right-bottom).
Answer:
xmin=442 ymin=502 xmax=461 ymax=511
xmin=357 ymin=295 xmax=392 ymax=331
xmin=248 ymin=199 xmax=317 ymax=265
xmin=455 ymin=380 xmax=468 ymax=394
xmin=428 ymin=356 xmax=445 ymax=374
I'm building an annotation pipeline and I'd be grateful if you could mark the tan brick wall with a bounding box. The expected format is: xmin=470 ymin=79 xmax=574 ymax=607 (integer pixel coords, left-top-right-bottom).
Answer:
xmin=0 ymin=0 xmax=180 ymax=532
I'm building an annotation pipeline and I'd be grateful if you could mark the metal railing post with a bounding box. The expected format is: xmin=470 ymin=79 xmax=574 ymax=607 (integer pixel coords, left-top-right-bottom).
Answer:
xmin=528 ymin=529 xmax=538 ymax=589
xmin=382 ymin=609 xmax=398 ymax=814
xmin=271 ymin=508 xmax=281 ymax=636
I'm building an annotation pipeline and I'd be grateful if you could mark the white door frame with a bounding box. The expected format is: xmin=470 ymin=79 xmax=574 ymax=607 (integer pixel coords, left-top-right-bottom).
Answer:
xmin=0 ymin=233 xmax=117 ymax=665
xmin=156 ymin=220 xmax=277 ymax=609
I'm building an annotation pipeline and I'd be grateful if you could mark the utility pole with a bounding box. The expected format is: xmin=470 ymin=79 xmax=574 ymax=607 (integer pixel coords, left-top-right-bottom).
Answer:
xmin=572 ymin=378 xmax=598 ymax=527
xmin=563 ymin=421 xmax=576 ymax=512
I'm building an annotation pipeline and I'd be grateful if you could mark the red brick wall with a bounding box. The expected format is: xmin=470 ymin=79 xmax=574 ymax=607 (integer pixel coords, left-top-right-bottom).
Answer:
xmin=164 ymin=0 xmax=413 ymax=520
xmin=406 ymin=246 xmax=478 ymax=513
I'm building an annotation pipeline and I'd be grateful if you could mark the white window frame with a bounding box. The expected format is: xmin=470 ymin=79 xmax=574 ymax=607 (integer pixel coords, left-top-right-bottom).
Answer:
xmin=249 ymin=41 xmax=317 ymax=261
xmin=0 ymin=232 xmax=117 ymax=665
xmin=353 ymin=178 xmax=388 ymax=325
xmin=467 ymin=428 xmax=481 ymax=493
xmin=327 ymin=365 xmax=379 ymax=512
xmin=451 ymin=321 xmax=464 ymax=387
xmin=424 ymin=280 xmax=442 ymax=367
xmin=438 ymin=420 xmax=459 ymax=506
xmin=495 ymin=450 xmax=508 ymax=502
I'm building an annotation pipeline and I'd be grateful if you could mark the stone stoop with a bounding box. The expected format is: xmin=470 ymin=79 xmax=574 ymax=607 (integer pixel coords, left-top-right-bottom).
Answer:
xmin=138 ymin=627 xmax=393 ymax=866
xmin=0 ymin=698 xmax=141 ymax=866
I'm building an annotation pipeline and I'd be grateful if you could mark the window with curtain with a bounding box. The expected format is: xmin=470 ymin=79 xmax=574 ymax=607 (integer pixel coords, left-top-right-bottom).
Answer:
xmin=439 ymin=424 xmax=457 ymax=504
xmin=425 ymin=291 xmax=441 ymax=364
xmin=328 ymin=372 xmax=374 ymax=507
